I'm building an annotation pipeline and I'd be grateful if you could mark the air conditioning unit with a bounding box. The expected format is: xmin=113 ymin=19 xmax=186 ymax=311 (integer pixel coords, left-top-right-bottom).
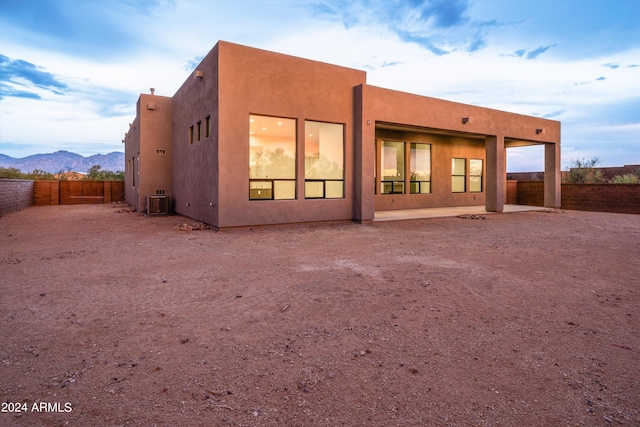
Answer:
xmin=146 ymin=195 xmax=169 ymax=216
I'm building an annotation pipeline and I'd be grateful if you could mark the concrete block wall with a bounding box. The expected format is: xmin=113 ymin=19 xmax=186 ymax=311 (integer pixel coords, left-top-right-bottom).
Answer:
xmin=516 ymin=181 xmax=545 ymax=206
xmin=506 ymin=180 xmax=518 ymax=204
xmin=561 ymin=184 xmax=640 ymax=214
xmin=0 ymin=179 xmax=34 ymax=216
xmin=508 ymin=180 xmax=640 ymax=214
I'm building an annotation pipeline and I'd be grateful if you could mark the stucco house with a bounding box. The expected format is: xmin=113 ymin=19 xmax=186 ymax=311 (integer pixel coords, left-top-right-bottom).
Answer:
xmin=124 ymin=40 xmax=560 ymax=228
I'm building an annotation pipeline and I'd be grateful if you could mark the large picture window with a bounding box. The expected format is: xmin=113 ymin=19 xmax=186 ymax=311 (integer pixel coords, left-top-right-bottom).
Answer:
xmin=249 ymin=115 xmax=296 ymax=200
xmin=381 ymin=141 xmax=405 ymax=194
xmin=305 ymin=121 xmax=344 ymax=198
xmin=470 ymin=159 xmax=483 ymax=192
xmin=452 ymin=158 xmax=466 ymax=193
xmin=410 ymin=143 xmax=431 ymax=194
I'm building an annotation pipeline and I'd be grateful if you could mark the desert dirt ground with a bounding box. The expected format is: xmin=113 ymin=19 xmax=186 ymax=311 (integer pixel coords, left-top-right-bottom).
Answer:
xmin=0 ymin=204 xmax=638 ymax=427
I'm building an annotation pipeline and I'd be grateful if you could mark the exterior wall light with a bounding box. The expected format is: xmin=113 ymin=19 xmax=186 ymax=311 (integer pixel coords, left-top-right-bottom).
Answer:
xmin=536 ymin=128 xmax=545 ymax=135
xmin=462 ymin=117 xmax=472 ymax=124
xmin=195 ymin=70 xmax=204 ymax=78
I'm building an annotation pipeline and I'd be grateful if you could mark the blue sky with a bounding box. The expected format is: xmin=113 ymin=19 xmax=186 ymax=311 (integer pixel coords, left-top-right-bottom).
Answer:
xmin=1 ymin=0 xmax=638 ymax=171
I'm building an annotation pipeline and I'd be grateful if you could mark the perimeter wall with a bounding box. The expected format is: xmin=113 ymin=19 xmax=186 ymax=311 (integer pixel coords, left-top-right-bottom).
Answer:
xmin=0 ymin=180 xmax=124 ymax=216
xmin=508 ymin=181 xmax=640 ymax=214
xmin=0 ymin=179 xmax=34 ymax=216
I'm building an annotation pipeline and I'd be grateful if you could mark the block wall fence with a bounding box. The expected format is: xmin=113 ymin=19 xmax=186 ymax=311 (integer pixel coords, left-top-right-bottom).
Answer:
xmin=508 ymin=181 xmax=640 ymax=214
xmin=505 ymin=180 xmax=518 ymax=204
xmin=0 ymin=180 xmax=124 ymax=216
xmin=561 ymin=183 xmax=640 ymax=214
xmin=2 ymin=179 xmax=636 ymax=216
xmin=0 ymin=179 xmax=35 ymax=216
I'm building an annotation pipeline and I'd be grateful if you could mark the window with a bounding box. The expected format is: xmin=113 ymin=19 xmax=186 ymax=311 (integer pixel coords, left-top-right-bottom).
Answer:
xmin=410 ymin=143 xmax=431 ymax=194
xmin=381 ymin=141 xmax=405 ymax=194
xmin=130 ymin=158 xmax=134 ymax=187
xmin=452 ymin=158 xmax=466 ymax=193
xmin=189 ymin=125 xmax=194 ymax=144
xmin=197 ymin=121 xmax=202 ymax=141
xmin=249 ymin=114 xmax=296 ymax=200
xmin=305 ymin=121 xmax=344 ymax=198
xmin=470 ymin=159 xmax=483 ymax=192
xmin=205 ymin=115 xmax=211 ymax=138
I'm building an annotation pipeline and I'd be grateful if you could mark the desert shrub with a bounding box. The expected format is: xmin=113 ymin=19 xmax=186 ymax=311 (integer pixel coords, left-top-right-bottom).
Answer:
xmin=564 ymin=157 xmax=605 ymax=183
xmin=610 ymin=173 xmax=640 ymax=184
xmin=84 ymin=165 xmax=125 ymax=181
xmin=0 ymin=167 xmax=24 ymax=179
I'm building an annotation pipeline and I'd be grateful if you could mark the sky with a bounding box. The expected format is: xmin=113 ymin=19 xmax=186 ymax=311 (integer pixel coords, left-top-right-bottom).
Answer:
xmin=0 ymin=0 xmax=639 ymax=172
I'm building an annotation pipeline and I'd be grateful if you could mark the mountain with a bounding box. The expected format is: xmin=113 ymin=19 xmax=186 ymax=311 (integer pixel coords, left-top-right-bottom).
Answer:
xmin=0 ymin=150 xmax=124 ymax=174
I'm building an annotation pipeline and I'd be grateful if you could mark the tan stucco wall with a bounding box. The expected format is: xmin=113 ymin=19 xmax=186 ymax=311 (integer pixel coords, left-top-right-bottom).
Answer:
xmin=124 ymin=113 xmax=140 ymax=210
xmin=214 ymin=41 xmax=366 ymax=227
xmin=362 ymin=85 xmax=560 ymax=144
xmin=124 ymin=94 xmax=172 ymax=212
xmin=172 ymin=45 xmax=219 ymax=225
xmin=138 ymin=94 xmax=172 ymax=212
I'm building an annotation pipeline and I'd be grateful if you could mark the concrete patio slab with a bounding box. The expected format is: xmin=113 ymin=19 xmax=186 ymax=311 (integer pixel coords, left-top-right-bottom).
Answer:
xmin=374 ymin=204 xmax=542 ymax=221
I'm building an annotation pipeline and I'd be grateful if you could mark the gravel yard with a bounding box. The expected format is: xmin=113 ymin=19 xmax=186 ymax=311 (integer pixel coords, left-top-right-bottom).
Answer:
xmin=1 ymin=204 xmax=638 ymax=426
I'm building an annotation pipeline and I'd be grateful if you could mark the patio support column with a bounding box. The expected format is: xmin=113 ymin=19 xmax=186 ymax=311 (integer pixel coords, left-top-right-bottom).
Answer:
xmin=485 ymin=135 xmax=505 ymax=212
xmin=544 ymin=142 xmax=561 ymax=208
xmin=353 ymin=84 xmax=375 ymax=222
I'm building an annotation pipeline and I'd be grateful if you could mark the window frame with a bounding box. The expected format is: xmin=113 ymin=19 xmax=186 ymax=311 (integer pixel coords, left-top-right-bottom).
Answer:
xmin=304 ymin=120 xmax=345 ymax=199
xmin=380 ymin=140 xmax=406 ymax=195
xmin=469 ymin=158 xmax=483 ymax=193
xmin=249 ymin=114 xmax=297 ymax=201
xmin=409 ymin=142 xmax=431 ymax=194
xmin=452 ymin=158 xmax=466 ymax=193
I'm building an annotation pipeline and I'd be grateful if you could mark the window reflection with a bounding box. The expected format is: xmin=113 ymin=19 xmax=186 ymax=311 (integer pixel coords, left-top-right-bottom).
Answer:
xmin=470 ymin=159 xmax=483 ymax=192
xmin=249 ymin=115 xmax=296 ymax=200
xmin=452 ymin=158 xmax=466 ymax=193
xmin=381 ymin=141 xmax=405 ymax=194
xmin=410 ymin=143 xmax=431 ymax=194
xmin=305 ymin=121 xmax=344 ymax=198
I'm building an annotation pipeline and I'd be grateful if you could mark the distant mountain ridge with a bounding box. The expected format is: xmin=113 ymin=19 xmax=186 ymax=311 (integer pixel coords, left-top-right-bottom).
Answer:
xmin=0 ymin=150 xmax=124 ymax=174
